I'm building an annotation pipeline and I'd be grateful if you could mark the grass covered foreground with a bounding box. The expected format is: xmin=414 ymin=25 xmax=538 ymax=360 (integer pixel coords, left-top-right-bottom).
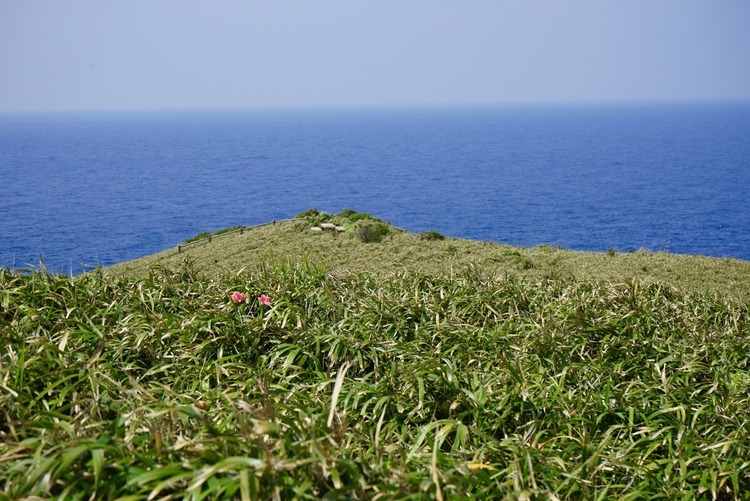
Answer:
xmin=2 ymin=210 xmax=750 ymax=499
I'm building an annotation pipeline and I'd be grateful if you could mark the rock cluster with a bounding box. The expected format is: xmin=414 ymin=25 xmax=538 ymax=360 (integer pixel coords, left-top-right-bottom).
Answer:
xmin=311 ymin=223 xmax=346 ymax=233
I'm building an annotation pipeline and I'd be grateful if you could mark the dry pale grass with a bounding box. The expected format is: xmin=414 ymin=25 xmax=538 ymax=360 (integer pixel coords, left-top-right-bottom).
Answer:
xmin=107 ymin=212 xmax=750 ymax=302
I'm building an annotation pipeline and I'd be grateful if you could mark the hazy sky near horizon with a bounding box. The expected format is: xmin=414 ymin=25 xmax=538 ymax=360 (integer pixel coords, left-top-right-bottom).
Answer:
xmin=2 ymin=1 xmax=749 ymax=113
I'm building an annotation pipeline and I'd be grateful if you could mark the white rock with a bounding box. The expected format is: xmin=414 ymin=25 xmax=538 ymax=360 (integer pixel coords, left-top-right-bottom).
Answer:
xmin=320 ymin=223 xmax=336 ymax=230
xmin=310 ymin=227 xmax=323 ymax=232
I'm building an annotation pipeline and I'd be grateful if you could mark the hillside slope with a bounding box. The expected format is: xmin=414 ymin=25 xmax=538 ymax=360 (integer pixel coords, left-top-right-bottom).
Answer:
xmin=108 ymin=210 xmax=750 ymax=302
xmin=4 ymin=210 xmax=749 ymax=498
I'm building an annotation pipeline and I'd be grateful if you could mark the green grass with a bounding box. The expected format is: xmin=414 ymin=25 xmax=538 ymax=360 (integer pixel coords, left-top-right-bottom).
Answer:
xmin=110 ymin=210 xmax=750 ymax=302
xmin=2 ymin=210 xmax=750 ymax=499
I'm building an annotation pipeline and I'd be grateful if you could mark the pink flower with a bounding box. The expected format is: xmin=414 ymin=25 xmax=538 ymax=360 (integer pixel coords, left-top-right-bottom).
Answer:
xmin=230 ymin=291 xmax=246 ymax=303
xmin=258 ymin=294 xmax=272 ymax=306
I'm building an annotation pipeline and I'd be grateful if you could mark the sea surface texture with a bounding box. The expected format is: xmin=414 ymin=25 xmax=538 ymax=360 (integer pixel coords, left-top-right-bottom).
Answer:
xmin=1 ymin=103 xmax=749 ymax=274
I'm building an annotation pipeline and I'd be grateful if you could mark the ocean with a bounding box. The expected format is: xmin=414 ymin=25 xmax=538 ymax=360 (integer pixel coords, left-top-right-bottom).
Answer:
xmin=1 ymin=102 xmax=749 ymax=274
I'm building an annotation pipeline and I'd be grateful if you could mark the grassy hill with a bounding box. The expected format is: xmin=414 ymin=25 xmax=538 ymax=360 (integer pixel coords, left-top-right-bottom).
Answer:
xmin=2 ymin=209 xmax=749 ymax=499
xmin=110 ymin=209 xmax=750 ymax=302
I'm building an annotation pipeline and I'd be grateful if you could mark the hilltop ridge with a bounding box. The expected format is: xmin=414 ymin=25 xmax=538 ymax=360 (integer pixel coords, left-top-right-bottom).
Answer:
xmin=107 ymin=209 xmax=750 ymax=302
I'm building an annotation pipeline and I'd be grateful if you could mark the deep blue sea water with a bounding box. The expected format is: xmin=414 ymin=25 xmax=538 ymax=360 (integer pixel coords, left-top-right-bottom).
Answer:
xmin=2 ymin=103 xmax=749 ymax=274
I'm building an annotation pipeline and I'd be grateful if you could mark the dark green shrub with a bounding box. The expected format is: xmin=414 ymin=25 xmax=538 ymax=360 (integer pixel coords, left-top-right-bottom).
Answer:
xmin=338 ymin=208 xmax=358 ymax=218
xmin=215 ymin=226 xmax=243 ymax=235
xmin=349 ymin=212 xmax=375 ymax=222
xmin=183 ymin=232 xmax=211 ymax=243
xmin=419 ymin=231 xmax=445 ymax=241
xmin=357 ymin=223 xmax=390 ymax=243
xmin=296 ymin=208 xmax=320 ymax=218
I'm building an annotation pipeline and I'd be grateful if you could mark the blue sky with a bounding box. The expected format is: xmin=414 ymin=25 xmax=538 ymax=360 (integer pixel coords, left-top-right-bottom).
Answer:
xmin=1 ymin=1 xmax=749 ymax=113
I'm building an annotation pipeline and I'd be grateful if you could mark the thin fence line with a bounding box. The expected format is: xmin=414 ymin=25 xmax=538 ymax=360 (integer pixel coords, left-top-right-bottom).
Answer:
xmin=177 ymin=217 xmax=306 ymax=254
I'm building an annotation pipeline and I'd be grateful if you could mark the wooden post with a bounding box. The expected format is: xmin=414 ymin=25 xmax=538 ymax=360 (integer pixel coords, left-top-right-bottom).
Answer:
xmin=178 ymin=245 xmax=182 ymax=254
xmin=208 ymin=235 xmax=212 ymax=243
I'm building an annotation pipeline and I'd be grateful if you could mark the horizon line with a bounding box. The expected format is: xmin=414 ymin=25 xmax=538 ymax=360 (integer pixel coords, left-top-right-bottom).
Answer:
xmin=3 ymin=97 xmax=750 ymax=117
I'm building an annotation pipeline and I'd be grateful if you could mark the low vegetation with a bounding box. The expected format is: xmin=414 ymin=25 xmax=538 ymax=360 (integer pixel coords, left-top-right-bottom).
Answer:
xmin=356 ymin=223 xmax=391 ymax=244
xmin=184 ymin=226 xmax=247 ymax=244
xmin=420 ymin=231 xmax=446 ymax=242
xmin=2 ymin=210 xmax=750 ymax=499
xmin=111 ymin=210 xmax=750 ymax=302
